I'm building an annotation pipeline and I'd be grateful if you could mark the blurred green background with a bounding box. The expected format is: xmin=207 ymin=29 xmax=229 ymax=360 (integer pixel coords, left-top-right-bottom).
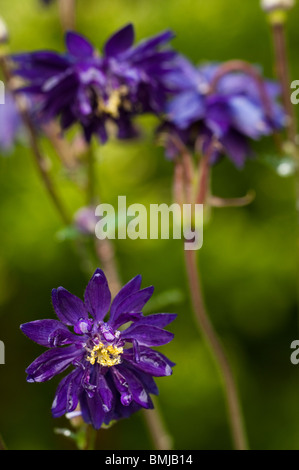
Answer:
xmin=0 ymin=0 xmax=299 ymax=450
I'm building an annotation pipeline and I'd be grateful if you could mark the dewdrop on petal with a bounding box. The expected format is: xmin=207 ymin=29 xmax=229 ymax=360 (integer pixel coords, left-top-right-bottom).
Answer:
xmin=261 ymin=0 xmax=295 ymax=12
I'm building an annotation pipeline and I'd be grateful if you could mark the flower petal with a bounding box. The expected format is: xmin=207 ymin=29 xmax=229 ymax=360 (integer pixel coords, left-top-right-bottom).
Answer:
xmin=104 ymin=24 xmax=135 ymax=58
xmin=65 ymin=32 xmax=94 ymax=59
xmin=79 ymin=390 xmax=105 ymax=430
xmin=84 ymin=268 xmax=111 ymax=323
xmin=124 ymin=346 xmax=174 ymax=377
xmin=125 ymin=30 xmax=175 ymax=62
xmin=114 ymin=365 xmax=153 ymax=409
xmin=220 ymin=130 xmax=251 ymax=168
xmin=166 ymin=91 xmax=205 ymax=129
xmin=25 ymin=345 xmax=83 ymax=383
xmin=109 ymin=275 xmax=142 ymax=320
xmin=121 ymin=324 xmax=174 ymax=346
xmin=52 ymin=287 xmax=88 ymax=326
xmin=132 ymin=313 xmax=177 ymax=329
xmin=109 ymin=285 xmax=154 ymax=326
xmin=98 ymin=374 xmax=114 ymax=413
xmin=20 ymin=319 xmax=78 ymax=347
xmin=51 ymin=368 xmax=82 ymax=418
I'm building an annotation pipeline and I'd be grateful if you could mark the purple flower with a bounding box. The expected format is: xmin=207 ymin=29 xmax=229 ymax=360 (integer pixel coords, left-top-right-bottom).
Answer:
xmin=0 ymin=92 xmax=23 ymax=154
xmin=20 ymin=269 xmax=176 ymax=429
xmin=12 ymin=24 xmax=177 ymax=144
xmin=160 ymin=57 xmax=286 ymax=167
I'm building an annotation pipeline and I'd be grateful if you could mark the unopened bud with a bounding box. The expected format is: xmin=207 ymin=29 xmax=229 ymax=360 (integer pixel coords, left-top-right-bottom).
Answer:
xmin=261 ymin=0 xmax=295 ymax=12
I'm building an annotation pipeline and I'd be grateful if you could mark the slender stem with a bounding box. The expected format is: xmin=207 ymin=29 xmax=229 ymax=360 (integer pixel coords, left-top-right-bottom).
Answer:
xmin=42 ymin=121 xmax=78 ymax=170
xmin=177 ymin=139 xmax=248 ymax=450
xmin=267 ymin=15 xmax=299 ymax=315
xmin=87 ymin=146 xmax=96 ymax=205
xmin=143 ymin=399 xmax=173 ymax=450
xmin=58 ymin=0 xmax=76 ymax=32
xmin=184 ymin=249 xmax=248 ymax=450
xmin=270 ymin=21 xmax=297 ymax=143
xmin=83 ymin=424 xmax=97 ymax=451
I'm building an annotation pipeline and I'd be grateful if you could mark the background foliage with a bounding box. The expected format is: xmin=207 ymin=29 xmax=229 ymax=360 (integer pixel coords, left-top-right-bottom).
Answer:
xmin=0 ymin=0 xmax=299 ymax=450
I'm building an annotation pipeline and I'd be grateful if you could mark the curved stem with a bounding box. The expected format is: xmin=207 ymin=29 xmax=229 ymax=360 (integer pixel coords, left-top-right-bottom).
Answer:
xmin=209 ymin=59 xmax=274 ymax=121
xmin=270 ymin=21 xmax=297 ymax=143
xmin=174 ymin=140 xmax=248 ymax=450
xmin=184 ymin=249 xmax=248 ymax=450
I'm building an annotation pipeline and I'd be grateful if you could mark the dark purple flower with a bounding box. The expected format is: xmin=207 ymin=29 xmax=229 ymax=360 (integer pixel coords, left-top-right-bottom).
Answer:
xmin=20 ymin=269 xmax=176 ymax=429
xmin=160 ymin=57 xmax=286 ymax=168
xmin=11 ymin=24 xmax=177 ymax=144
xmin=0 ymin=92 xmax=23 ymax=154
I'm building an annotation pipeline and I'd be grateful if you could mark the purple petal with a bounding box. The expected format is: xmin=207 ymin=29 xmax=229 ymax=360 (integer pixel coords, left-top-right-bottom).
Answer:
xmin=206 ymin=96 xmax=231 ymax=138
xmin=229 ymin=96 xmax=270 ymax=139
xmin=220 ymin=130 xmax=251 ymax=168
xmin=51 ymin=368 xmax=82 ymax=418
xmin=65 ymin=32 xmax=94 ymax=59
xmin=124 ymin=30 xmax=175 ymax=62
xmin=20 ymin=319 xmax=78 ymax=348
xmin=131 ymin=313 xmax=177 ymax=329
xmin=109 ymin=275 xmax=142 ymax=322
xmin=114 ymin=365 xmax=153 ymax=409
xmin=84 ymin=269 xmax=111 ymax=323
xmin=98 ymin=374 xmax=114 ymax=412
xmin=79 ymin=390 xmax=105 ymax=429
xmin=166 ymin=91 xmax=205 ymax=129
xmin=104 ymin=24 xmax=135 ymax=58
xmin=123 ymin=347 xmax=174 ymax=377
xmin=112 ymin=313 xmax=143 ymax=330
xmin=52 ymin=287 xmax=88 ymax=326
xmin=109 ymin=286 xmax=154 ymax=327
xmin=121 ymin=324 xmax=174 ymax=347
xmin=26 ymin=345 xmax=83 ymax=382
xmin=130 ymin=366 xmax=159 ymax=396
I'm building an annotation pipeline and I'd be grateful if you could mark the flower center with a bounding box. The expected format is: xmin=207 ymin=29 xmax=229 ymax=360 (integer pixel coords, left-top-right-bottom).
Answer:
xmin=86 ymin=342 xmax=123 ymax=367
xmin=97 ymin=86 xmax=130 ymax=118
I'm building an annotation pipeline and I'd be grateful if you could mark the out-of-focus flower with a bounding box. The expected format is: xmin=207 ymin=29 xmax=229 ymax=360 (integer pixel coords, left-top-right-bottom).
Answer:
xmin=261 ymin=0 xmax=295 ymax=12
xmin=11 ymin=24 xmax=178 ymax=144
xmin=0 ymin=92 xmax=23 ymax=153
xmin=74 ymin=206 xmax=98 ymax=235
xmin=20 ymin=269 xmax=176 ymax=429
xmin=159 ymin=57 xmax=286 ymax=167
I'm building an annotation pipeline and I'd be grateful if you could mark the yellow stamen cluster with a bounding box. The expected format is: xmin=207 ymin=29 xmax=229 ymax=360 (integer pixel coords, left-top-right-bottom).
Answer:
xmin=98 ymin=86 xmax=129 ymax=118
xmin=86 ymin=342 xmax=123 ymax=367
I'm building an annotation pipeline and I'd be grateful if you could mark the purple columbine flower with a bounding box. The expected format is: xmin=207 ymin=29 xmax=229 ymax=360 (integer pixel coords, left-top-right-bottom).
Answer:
xmin=159 ymin=56 xmax=286 ymax=168
xmin=11 ymin=24 xmax=177 ymax=144
xmin=20 ymin=269 xmax=176 ymax=429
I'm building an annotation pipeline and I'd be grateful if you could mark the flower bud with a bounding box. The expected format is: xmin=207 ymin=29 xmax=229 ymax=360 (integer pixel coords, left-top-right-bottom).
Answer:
xmin=261 ymin=0 xmax=295 ymax=12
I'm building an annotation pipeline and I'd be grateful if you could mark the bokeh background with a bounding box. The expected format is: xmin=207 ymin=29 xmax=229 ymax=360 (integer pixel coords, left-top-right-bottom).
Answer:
xmin=0 ymin=0 xmax=299 ymax=450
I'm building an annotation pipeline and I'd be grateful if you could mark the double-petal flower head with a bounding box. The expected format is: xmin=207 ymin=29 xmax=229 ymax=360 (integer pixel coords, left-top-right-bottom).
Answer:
xmin=160 ymin=57 xmax=286 ymax=167
xmin=12 ymin=24 xmax=177 ymax=143
xmin=20 ymin=269 xmax=176 ymax=429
